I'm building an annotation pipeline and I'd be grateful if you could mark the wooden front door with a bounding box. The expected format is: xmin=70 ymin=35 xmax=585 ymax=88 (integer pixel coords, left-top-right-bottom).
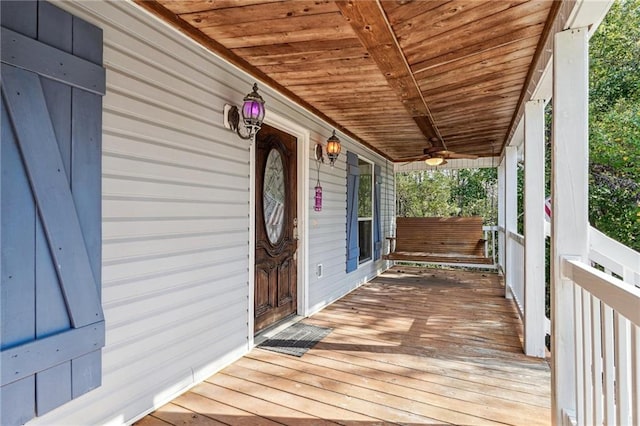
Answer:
xmin=255 ymin=125 xmax=298 ymax=333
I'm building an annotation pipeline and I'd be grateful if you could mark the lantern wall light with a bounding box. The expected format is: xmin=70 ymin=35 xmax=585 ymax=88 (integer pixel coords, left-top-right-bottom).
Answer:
xmin=223 ymin=83 xmax=265 ymax=140
xmin=326 ymin=130 xmax=341 ymax=167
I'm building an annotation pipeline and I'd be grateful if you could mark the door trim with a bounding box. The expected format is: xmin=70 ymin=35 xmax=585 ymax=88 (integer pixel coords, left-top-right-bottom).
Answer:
xmin=247 ymin=110 xmax=310 ymax=348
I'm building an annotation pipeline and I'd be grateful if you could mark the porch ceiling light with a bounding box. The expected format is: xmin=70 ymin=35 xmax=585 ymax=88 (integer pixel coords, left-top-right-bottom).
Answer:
xmin=425 ymin=156 xmax=445 ymax=166
xmin=223 ymin=83 xmax=265 ymax=140
xmin=326 ymin=130 xmax=341 ymax=167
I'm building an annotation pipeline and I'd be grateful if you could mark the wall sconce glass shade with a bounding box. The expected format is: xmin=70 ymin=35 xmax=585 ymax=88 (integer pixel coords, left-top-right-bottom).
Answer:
xmin=241 ymin=83 xmax=265 ymax=128
xmin=425 ymin=156 xmax=445 ymax=166
xmin=326 ymin=130 xmax=341 ymax=166
xmin=225 ymin=83 xmax=265 ymax=140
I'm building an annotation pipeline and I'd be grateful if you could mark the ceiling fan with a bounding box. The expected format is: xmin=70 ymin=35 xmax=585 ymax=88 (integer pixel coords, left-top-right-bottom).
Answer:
xmin=421 ymin=146 xmax=479 ymax=166
xmin=401 ymin=137 xmax=479 ymax=166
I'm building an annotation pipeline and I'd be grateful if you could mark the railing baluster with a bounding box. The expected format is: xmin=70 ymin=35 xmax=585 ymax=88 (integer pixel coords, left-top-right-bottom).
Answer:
xmin=592 ymin=296 xmax=604 ymax=425
xmin=582 ymin=290 xmax=593 ymax=426
xmin=575 ymin=285 xmax=585 ymax=424
xmin=622 ymin=255 xmax=639 ymax=425
xmin=603 ymin=304 xmax=615 ymax=425
xmin=492 ymin=228 xmax=496 ymax=265
xmin=484 ymin=229 xmax=488 ymax=258
xmin=632 ymin=324 xmax=639 ymax=426
xmin=614 ymin=313 xmax=631 ymax=425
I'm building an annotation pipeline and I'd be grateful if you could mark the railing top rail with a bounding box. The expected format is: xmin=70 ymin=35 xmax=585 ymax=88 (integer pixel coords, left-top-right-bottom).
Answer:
xmin=562 ymin=257 xmax=640 ymax=326
xmin=589 ymin=226 xmax=640 ymax=275
xmin=507 ymin=230 xmax=525 ymax=246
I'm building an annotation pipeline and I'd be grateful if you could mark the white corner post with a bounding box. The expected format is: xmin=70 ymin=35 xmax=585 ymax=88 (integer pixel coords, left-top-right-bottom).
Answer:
xmin=504 ymin=145 xmax=518 ymax=299
xmin=551 ymin=27 xmax=589 ymax=425
xmin=498 ymin=159 xmax=506 ymax=272
xmin=524 ymin=99 xmax=546 ymax=358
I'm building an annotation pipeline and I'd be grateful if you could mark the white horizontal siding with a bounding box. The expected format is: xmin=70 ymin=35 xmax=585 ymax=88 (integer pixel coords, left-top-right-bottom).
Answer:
xmin=307 ymin=141 xmax=394 ymax=315
xmin=31 ymin=1 xmax=252 ymax=424
xmin=381 ymin=161 xmax=397 ymax=258
xmin=30 ymin=1 xmax=394 ymax=425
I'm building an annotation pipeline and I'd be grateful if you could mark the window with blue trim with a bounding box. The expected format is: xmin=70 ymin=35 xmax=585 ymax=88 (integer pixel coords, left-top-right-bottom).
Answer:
xmin=358 ymin=158 xmax=373 ymax=264
xmin=346 ymin=152 xmax=382 ymax=273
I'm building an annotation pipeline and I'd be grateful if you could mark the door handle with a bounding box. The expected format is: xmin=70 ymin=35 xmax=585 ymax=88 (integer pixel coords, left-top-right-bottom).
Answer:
xmin=293 ymin=218 xmax=299 ymax=241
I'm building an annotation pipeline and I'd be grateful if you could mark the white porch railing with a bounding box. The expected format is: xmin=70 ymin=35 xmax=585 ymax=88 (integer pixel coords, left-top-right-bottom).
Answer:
xmin=560 ymin=227 xmax=640 ymax=426
xmin=504 ymin=230 xmax=552 ymax=337
xmin=497 ymin=225 xmax=506 ymax=274
xmin=506 ymin=230 xmax=525 ymax=317
xmin=589 ymin=227 xmax=640 ymax=288
xmin=482 ymin=225 xmax=499 ymax=265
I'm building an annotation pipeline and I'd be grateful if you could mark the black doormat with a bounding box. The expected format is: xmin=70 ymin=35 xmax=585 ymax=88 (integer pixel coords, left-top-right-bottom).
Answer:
xmin=258 ymin=323 xmax=333 ymax=357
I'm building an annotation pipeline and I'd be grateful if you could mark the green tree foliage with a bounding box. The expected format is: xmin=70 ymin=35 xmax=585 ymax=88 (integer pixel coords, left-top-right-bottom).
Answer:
xmin=396 ymin=170 xmax=457 ymax=218
xmin=450 ymin=168 xmax=498 ymax=222
xmin=589 ymin=0 xmax=640 ymax=250
xmin=396 ymin=168 xmax=497 ymax=224
xmin=590 ymin=1 xmax=640 ymax=115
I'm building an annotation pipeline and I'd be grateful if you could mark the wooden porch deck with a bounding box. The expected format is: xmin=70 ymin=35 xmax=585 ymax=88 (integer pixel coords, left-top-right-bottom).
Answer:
xmin=137 ymin=267 xmax=551 ymax=426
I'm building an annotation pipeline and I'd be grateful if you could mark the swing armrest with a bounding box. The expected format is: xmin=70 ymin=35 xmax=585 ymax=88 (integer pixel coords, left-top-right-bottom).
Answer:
xmin=386 ymin=237 xmax=397 ymax=254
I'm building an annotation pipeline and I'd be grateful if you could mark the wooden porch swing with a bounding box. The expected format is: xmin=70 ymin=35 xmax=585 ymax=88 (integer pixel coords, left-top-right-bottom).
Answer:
xmin=385 ymin=216 xmax=493 ymax=266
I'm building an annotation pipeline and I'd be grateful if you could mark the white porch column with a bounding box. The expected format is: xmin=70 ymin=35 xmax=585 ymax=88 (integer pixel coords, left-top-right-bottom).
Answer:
xmin=498 ymin=160 xmax=506 ymax=272
xmin=524 ymin=99 xmax=546 ymax=358
xmin=504 ymin=145 xmax=518 ymax=299
xmin=551 ymin=27 xmax=589 ymax=425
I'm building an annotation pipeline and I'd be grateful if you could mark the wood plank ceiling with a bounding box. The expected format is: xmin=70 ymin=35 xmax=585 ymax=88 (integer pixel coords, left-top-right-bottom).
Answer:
xmin=136 ymin=0 xmax=559 ymax=162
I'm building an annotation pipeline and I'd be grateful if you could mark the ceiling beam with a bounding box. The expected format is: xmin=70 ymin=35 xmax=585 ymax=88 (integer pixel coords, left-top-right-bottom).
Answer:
xmin=132 ymin=0 xmax=393 ymax=161
xmin=335 ymin=0 xmax=440 ymax=144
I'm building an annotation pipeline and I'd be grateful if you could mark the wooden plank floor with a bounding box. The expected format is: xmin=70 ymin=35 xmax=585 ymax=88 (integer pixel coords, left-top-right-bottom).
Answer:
xmin=137 ymin=267 xmax=551 ymax=426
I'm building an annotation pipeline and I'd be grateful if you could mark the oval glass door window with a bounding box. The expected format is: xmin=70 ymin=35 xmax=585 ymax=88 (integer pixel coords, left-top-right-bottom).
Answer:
xmin=263 ymin=149 xmax=286 ymax=244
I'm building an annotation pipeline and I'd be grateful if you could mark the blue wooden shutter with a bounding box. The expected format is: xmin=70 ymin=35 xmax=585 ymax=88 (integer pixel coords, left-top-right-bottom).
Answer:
xmin=373 ymin=164 xmax=382 ymax=260
xmin=1 ymin=1 xmax=105 ymax=424
xmin=346 ymin=151 xmax=360 ymax=273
